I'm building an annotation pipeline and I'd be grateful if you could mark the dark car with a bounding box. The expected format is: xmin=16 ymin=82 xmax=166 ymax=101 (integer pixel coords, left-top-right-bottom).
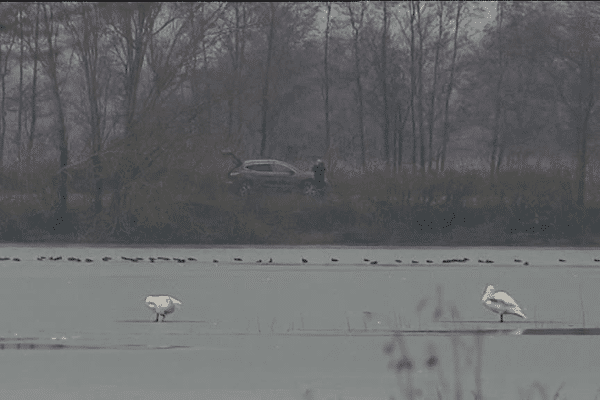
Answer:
xmin=223 ymin=152 xmax=327 ymax=197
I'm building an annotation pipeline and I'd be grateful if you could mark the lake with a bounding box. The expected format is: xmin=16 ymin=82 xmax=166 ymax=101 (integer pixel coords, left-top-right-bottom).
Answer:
xmin=0 ymin=245 xmax=598 ymax=400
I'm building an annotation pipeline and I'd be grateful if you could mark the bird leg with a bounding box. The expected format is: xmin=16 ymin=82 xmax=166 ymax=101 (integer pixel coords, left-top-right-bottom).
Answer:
xmin=162 ymin=314 xmax=166 ymax=322
xmin=154 ymin=314 xmax=159 ymax=322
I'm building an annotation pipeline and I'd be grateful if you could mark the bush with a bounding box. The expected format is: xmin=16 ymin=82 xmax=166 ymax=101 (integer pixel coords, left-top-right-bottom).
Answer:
xmin=0 ymin=162 xmax=598 ymax=245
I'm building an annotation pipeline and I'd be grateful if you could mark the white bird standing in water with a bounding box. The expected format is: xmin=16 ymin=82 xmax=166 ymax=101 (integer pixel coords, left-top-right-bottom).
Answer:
xmin=145 ymin=295 xmax=183 ymax=322
xmin=481 ymin=284 xmax=526 ymax=322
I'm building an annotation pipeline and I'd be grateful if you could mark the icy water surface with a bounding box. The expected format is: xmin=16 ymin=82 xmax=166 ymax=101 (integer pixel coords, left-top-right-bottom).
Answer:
xmin=0 ymin=245 xmax=599 ymax=399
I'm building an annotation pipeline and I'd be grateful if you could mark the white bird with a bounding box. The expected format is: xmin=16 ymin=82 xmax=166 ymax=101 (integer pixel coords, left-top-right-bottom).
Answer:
xmin=144 ymin=295 xmax=183 ymax=322
xmin=481 ymin=284 xmax=526 ymax=322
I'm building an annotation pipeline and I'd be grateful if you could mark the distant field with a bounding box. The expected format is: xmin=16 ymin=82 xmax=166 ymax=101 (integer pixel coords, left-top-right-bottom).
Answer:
xmin=0 ymin=246 xmax=599 ymax=399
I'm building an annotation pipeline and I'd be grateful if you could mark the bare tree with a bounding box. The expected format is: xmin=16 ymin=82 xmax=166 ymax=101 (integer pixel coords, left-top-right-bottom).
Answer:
xmin=323 ymin=2 xmax=332 ymax=157
xmin=391 ymin=5 xmax=414 ymax=173
xmin=103 ymin=3 xmax=161 ymax=233
xmin=20 ymin=2 xmax=41 ymax=171
xmin=440 ymin=2 xmax=463 ymax=172
xmin=107 ymin=3 xmax=161 ymax=139
xmin=0 ymin=4 xmax=17 ymax=169
xmin=259 ymin=3 xmax=276 ymax=158
xmin=348 ymin=2 xmax=367 ymax=170
xmin=489 ymin=2 xmax=505 ymax=177
xmin=64 ymin=3 xmax=110 ymax=214
xmin=416 ymin=2 xmax=426 ymax=173
xmin=408 ymin=1 xmax=417 ymax=172
xmin=41 ymin=3 xmax=68 ymax=216
xmin=394 ymin=97 xmax=410 ymax=173
xmin=224 ymin=3 xmax=242 ymax=142
xmin=16 ymin=6 xmax=24 ymax=163
xmin=427 ymin=2 xmax=444 ymax=172
xmin=381 ymin=1 xmax=390 ymax=166
xmin=550 ymin=3 xmax=600 ymax=219
xmin=182 ymin=3 xmax=225 ymax=138
xmin=222 ymin=3 xmax=252 ymax=147
xmin=393 ymin=1 xmax=420 ymax=172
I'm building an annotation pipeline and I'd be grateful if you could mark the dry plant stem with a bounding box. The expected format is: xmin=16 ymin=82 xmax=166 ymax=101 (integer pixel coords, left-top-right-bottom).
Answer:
xmin=435 ymin=347 xmax=451 ymax=396
xmin=394 ymin=335 xmax=415 ymax=400
xmin=552 ymin=382 xmax=564 ymax=400
xmin=526 ymin=382 xmax=547 ymax=400
xmin=451 ymin=334 xmax=463 ymax=400
xmin=474 ymin=334 xmax=484 ymax=400
xmin=579 ymin=281 xmax=585 ymax=327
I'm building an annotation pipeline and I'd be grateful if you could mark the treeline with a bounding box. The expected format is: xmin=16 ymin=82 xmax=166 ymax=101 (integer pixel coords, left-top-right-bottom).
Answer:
xmin=0 ymin=164 xmax=598 ymax=244
xmin=0 ymin=2 xmax=598 ymax=244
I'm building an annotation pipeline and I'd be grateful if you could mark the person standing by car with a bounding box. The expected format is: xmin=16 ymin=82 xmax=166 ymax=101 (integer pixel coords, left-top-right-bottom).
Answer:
xmin=312 ymin=159 xmax=326 ymax=190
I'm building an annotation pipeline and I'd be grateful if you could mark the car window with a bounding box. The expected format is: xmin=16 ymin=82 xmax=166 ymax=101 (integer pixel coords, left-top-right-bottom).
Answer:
xmin=271 ymin=164 xmax=294 ymax=174
xmin=246 ymin=164 xmax=272 ymax=172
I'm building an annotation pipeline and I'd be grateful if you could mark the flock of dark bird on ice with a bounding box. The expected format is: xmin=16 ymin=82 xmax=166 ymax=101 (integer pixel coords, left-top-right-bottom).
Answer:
xmin=0 ymin=254 xmax=588 ymax=323
xmin=0 ymin=255 xmax=593 ymax=265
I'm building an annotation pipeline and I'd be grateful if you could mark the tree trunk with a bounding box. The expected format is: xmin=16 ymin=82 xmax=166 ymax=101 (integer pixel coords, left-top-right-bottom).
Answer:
xmin=0 ymin=44 xmax=5 ymax=169
xmin=226 ymin=3 xmax=241 ymax=142
xmin=349 ymin=4 xmax=366 ymax=170
xmin=108 ymin=3 xmax=159 ymax=232
xmin=202 ymin=46 xmax=212 ymax=137
xmin=381 ymin=2 xmax=390 ymax=165
xmin=490 ymin=2 xmax=504 ymax=178
xmin=428 ymin=3 xmax=443 ymax=172
xmin=120 ymin=4 xmax=159 ymax=139
xmin=323 ymin=2 xmax=331 ymax=156
xmin=201 ymin=4 xmax=212 ymax=138
xmin=409 ymin=1 xmax=417 ymax=173
xmin=236 ymin=4 xmax=247 ymax=143
xmin=0 ymin=14 xmax=16 ymax=168
xmin=260 ymin=3 xmax=276 ymax=158
xmin=64 ymin=4 xmax=105 ymax=214
xmin=393 ymin=108 xmax=397 ymax=172
xmin=43 ymin=4 xmax=69 ymax=217
xmin=575 ymin=57 xmax=594 ymax=210
xmin=0 ymin=21 xmax=16 ymax=170
xmin=396 ymin=102 xmax=405 ymax=172
xmin=27 ymin=3 xmax=40 ymax=191
xmin=416 ymin=2 xmax=425 ymax=173
xmin=441 ymin=2 xmax=462 ymax=172
xmin=86 ymin=6 xmax=104 ymax=214
xmin=17 ymin=9 xmax=24 ymax=164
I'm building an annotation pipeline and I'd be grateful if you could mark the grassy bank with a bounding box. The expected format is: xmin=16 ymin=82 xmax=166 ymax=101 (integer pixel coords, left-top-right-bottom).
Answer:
xmin=0 ymin=165 xmax=598 ymax=245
